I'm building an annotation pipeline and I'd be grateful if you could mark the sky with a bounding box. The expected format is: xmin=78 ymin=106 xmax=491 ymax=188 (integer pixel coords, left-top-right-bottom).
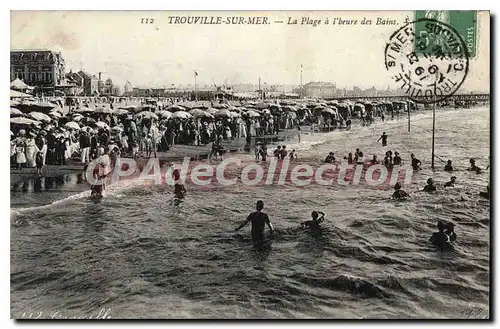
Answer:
xmin=10 ymin=11 xmax=490 ymax=92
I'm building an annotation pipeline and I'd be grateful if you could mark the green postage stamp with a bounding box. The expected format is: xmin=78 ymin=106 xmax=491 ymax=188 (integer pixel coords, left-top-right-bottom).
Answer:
xmin=414 ymin=10 xmax=477 ymax=57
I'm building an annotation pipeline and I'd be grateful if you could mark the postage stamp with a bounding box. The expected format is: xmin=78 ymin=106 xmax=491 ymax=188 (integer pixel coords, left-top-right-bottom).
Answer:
xmin=384 ymin=18 xmax=469 ymax=104
xmin=414 ymin=11 xmax=478 ymax=58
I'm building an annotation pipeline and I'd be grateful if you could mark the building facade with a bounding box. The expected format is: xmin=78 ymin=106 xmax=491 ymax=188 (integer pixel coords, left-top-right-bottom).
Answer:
xmin=10 ymin=50 xmax=66 ymax=89
xmin=76 ymin=71 xmax=99 ymax=95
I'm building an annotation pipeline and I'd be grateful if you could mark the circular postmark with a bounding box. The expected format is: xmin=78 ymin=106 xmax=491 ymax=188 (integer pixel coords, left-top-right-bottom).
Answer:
xmin=384 ymin=18 xmax=469 ymax=104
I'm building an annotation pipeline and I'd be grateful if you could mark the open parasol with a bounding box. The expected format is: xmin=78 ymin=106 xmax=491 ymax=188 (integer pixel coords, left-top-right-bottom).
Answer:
xmin=64 ymin=121 xmax=81 ymax=130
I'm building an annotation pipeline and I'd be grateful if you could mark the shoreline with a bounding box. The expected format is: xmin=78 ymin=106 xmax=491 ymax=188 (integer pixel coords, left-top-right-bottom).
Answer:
xmin=9 ymin=104 xmax=488 ymax=186
xmin=9 ymin=127 xmax=308 ymax=185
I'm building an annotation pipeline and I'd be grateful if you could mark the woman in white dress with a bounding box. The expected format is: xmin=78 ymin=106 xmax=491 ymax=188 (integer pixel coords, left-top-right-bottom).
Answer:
xmin=15 ymin=137 xmax=27 ymax=170
xmin=25 ymin=135 xmax=39 ymax=168
xmin=249 ymin=119 xmax=257 ymax=137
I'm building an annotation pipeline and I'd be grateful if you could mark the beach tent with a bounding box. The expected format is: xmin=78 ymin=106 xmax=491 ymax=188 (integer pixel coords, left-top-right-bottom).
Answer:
xmin=10 ymin=78 xmax=34 ymax=91
xmin=10 ymin=89 xmax=32 ymax=99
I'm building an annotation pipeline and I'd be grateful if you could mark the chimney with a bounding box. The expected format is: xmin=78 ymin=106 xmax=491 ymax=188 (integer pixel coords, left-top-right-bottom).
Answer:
xmin=99 ymin=72 xmax=102 ymax=80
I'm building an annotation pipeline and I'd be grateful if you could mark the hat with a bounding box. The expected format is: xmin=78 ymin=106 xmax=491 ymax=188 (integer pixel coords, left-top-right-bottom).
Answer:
xmin=427 ymin=178 xmax=434 ymax=184
xmin=19 ymin=129 xmax=26 ymax=135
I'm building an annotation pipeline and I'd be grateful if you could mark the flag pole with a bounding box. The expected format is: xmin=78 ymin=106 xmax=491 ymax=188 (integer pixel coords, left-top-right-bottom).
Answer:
xmin=259 ymin=77 xmax=261 ymax=101
xmin=431 ymin=72 xmax=437 ymax=170
xmin=194 ymin=71 xmax=198 ymax=102
xmin=300 ymin=64 xmax=303 ymax=99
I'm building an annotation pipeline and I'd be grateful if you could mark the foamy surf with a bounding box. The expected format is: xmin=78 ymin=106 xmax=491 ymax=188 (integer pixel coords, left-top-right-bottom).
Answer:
xmin=10 ymin=176 xmax=152 ymax=217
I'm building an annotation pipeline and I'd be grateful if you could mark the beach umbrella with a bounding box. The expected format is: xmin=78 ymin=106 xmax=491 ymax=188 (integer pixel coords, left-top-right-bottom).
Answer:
xmin=206 ymin=108 xmax=218 ymax=115
xmin=138 ymin=111 xmax=159 ymax=120
xmin=29 ymin=112 xmax=51 ymax=122
xmin=11 ymin=117 xmax=40 ymax=126
xmin=95 ymin=121 xmax=110 ymax=130
xmin=212 ymin=103 xmax=229 ymax=109
xmin=120 ymin=105 xmax=137 ymax=110
xmin=230 ymin=111 xmax=241 ymax=118
xmin=246 ymin=110 xmax=261 ymax=118
xmin=49 ymin=111 xmax=62 ymax=118
xmin=189 ymin=108 xmax=205 ymax=116
xmin=157 ymin=110 xmax=173 ymax=119
xmin=64 ymin=121 xmax=80 ymax=130
xmin=167 ymin=105 xmax=185 ymax=112
xmin=171 ymin=111 xmax=192 ymax=119
xmin=261 ymin=109 xmax=271 ymax=115
xmin=214 ymin=109 xmax=232 ymax=117
xmin=82 ymin=117 xmax=96 ymax=125
xmin=114 ymin=109 xmax=129 ymax=115
xmin=322 ymin=108 xmax=337 ymax=115
xmin=75 ymin=106 xmax=95 ymax=113
xmin=10 ymin=108 xmax=24 ymax=117
xmin=95 ymin=107 xmax=114 ymax=114
xmin=254 ymin=102 xmax=269 ymax=109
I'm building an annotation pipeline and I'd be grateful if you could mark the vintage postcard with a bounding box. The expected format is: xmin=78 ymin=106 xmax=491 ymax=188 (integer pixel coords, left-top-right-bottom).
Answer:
xmin=10 ymin=11 xmax=490 ymax=319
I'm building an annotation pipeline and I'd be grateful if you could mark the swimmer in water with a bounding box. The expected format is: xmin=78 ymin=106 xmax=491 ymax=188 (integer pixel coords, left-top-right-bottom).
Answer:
xmin=468 ymin=158 xmax=482 ymax=174
xmin=172 ymin=169 xmax=186 ymax=198
xmin=430 ymin=221 xmax=451 ymax=250
xmin=411 ymin=153 xmax=421 ymax=171
xmin=301 ymin=211 xmax=325 ymax=230
xmin=443 ymin=222 xmax=457 ymax=242
xmin=444 ymin=160 xmax=453 ymax=172
xmin=391 ymin=182 xmax=410 ymax=200
xmin=393 ymin=151 xmax=402 ymax=166
xmin=235 ymin=200 xmax=274 ymax=249
xmin=479 ymin=185 xmax=490 ymax=199
xmin=344 ymin=152 xmax=354 ymax=164
xmin=280 ymin=145 xmax=288 ymax=160
xmin=377 ymin=132 xmax=388 ymax=147
xmin=274 ymin=146 xmax=281 ymax=158
xmin=423 ymin=178 xmax=437 ymax=192
xmin=325 ymin=152 xmax=335 ymax=163
xmin=444 ymin=176 xmax=457 ymax=187
xmin=259 ymin=144 xmax=268 ymax=162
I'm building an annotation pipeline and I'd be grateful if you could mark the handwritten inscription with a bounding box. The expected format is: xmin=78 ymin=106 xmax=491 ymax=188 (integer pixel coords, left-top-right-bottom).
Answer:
xmin=460 ymin=307 xmax=488 ymax=319
xmin=18 ymin=308 xmax=112 ymax=320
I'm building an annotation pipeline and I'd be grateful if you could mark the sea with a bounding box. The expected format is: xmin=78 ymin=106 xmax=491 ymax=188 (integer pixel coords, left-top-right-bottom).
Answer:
xmin=10 ymin=106 xmax=490 ymax=319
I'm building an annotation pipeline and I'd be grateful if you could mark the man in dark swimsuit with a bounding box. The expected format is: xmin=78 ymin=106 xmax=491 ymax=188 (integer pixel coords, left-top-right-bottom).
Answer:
xmin=468 ymin=158 xmax=482 ymax=174
xmin=444 ymin=160 xmax=453 ymax=172
xmin=301 ymin=211 xmax=325 ymax=230
xmin=325 ymin=152 xmax=335 ymax=163
xmin=393 ymin=152 xmax=402 ymax=166
xmin=444 ymin=176 xmax=457 ymax=187
xmin=423 ymin=178 xmax=437 ymax=192
xmin=172 ymin=169 xmax=186 ymax=198
xmin=411 ymin=153 xmax=421 ymax=171
xmin=377 ymin=132 xmax=388 ymax=147
xmin=235 ymin=200 xmax=274 ymax=248
xmin=391 ymin=182 xmax=410 ymax=200
xmin=430 ymin=221 xmax=451 ymax=250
